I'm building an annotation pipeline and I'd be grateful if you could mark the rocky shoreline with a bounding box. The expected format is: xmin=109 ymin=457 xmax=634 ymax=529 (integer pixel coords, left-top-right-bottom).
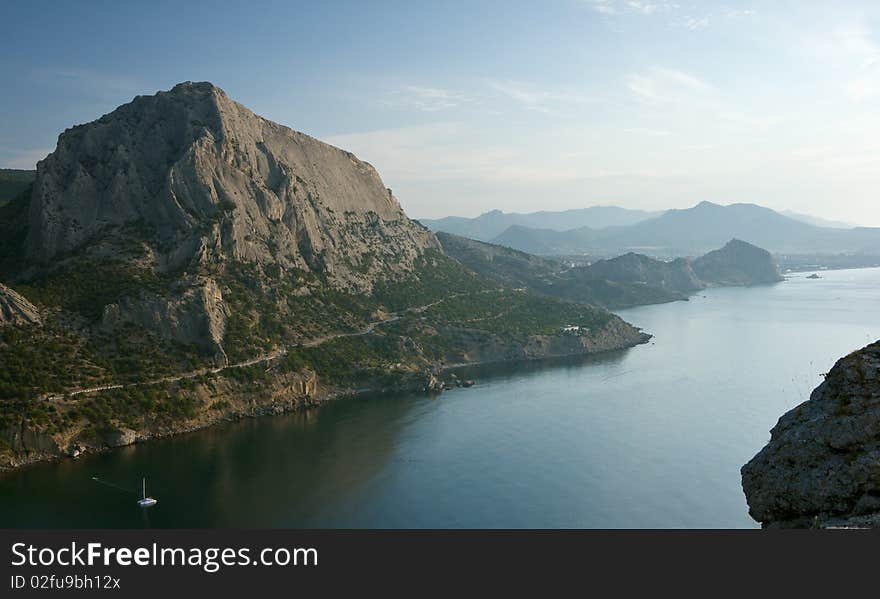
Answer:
xmin=1 ymin=326 xmax=651 ymax=474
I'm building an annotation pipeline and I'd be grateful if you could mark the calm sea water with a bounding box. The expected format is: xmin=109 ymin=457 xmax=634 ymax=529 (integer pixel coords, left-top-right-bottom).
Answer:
xmin=3 ymin=268 xmax=880 ymax=528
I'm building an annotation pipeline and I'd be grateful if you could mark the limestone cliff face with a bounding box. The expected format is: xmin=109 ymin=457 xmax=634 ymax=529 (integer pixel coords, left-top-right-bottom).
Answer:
xmin=0 ymin=283 xmax=41 ymax=326
xmin=100 ymin=277 xmax=228 ymax=362
xmin=742 ymin=340 xmax=880 ymax=528
xmin=26 ymin=81 xmax=438 ymax=292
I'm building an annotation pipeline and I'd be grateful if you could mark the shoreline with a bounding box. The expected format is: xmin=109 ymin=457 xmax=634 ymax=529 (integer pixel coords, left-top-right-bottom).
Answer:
xmin=0 ymin=331 xmax=651 ymax=475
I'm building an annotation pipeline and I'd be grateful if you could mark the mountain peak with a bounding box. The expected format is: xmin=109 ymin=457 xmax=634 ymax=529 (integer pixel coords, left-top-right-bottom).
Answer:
xmin=692 ymin=238 xmax=782 ymax=285
xmin=24 ymin=83 xmax=438 ymax=290
xmin=169 ymin=80 xmax=222 ymax=94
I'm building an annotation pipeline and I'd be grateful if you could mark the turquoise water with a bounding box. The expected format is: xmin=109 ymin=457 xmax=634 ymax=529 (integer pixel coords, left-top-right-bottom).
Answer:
xmin=3 ymin=268 xmax=880 ymax=528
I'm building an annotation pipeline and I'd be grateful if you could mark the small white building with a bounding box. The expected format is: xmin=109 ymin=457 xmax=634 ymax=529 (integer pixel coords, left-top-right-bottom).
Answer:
xmin=560 ymin=325 xmax=580 ymax=334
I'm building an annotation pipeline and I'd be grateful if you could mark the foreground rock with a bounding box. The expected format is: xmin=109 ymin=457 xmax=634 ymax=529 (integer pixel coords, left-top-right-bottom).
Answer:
xmin=742 ymin=340 xmax=880 ymax=528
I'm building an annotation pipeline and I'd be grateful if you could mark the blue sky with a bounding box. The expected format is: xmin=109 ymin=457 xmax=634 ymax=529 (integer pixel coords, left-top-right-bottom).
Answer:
xmin=2 ymin=1 xmax=879 ymax=224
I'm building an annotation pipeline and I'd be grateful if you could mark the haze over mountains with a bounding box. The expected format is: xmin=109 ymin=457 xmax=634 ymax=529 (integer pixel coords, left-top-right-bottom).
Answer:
xmin=420 ymin=206 xmax=660 ymax=242
xmin=451 ymin=201 xmax=880 ymax=257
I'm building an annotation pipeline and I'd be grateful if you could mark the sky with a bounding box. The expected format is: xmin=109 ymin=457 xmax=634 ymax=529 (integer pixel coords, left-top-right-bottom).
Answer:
xmin=1 ymin=1 xmax=879 ymax=225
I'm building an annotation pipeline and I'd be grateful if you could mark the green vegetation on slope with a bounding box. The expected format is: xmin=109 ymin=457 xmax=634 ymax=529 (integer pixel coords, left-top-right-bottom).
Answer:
xmin=372 ymin=249 xmax=491 ymax=311
xmin=418 ymin=289 xmax=613 ymax=338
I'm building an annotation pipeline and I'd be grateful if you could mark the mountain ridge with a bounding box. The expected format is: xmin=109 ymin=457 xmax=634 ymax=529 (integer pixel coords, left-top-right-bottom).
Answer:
xmin=488 ymin=200 xmax=880 ymax=256
xmin=439 ymin=232 xmax=782 ymax=309
xmin=420 ymin=206 xmax=659 ymax=241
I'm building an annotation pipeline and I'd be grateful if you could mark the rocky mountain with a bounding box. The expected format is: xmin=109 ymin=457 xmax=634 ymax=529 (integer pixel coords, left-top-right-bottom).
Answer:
xmin=421 ymin=206 xmax=659 ymax=241
xmin=5 ymin=82 xmax=446 ymax=362
xmin=440 ymin=233 xmax=780 ymax=309
xmin=692 ymin=239 xmax=784 ymax=286
xmin=488 ymin=201 xmax=880 ymax=257
xmin=25 ymin=81 xmax=437 ymax=290
xmin=0 ymin=82 xmax=651 ymax=471
xmin=742 ymin=340 xmax=880 ymax=528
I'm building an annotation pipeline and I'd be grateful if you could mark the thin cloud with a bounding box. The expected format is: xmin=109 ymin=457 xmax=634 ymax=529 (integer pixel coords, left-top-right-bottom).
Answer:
xmin=626 ymin=67 xmax=712 ymax=102
xmin=383 ymin=85 xmax=477 ymax=112
xmin=489 ymin=80 xmax=599 ymax=114
xmin=323 ymin=123 xmax=596 ymax=186
xmin=682 ymin=16 xmax=710 ymax=30
xmin=589 ymin=1 xmax=679 ymax=16
xmin=796 ymin=21 xmax=880 ymax=103
xmin=622 ymin=127 xmax=671 ymax=136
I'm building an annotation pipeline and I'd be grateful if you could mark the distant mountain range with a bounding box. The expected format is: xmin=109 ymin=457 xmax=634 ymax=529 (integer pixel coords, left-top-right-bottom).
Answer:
xmin=419 ymin=206 xmax=660 ymax=242
xmin=780 ymin=210 xmax=854 ymax=229
xmin=486 ymin=201 xmax=880 ymax=257
xmin=439 ymin=233 xmax=782 ymax=310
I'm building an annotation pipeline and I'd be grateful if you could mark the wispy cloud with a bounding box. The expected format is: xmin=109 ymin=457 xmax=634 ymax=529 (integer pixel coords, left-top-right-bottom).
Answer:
xmin=722 ymin=8 xmax=756 ymax=19
xmin=682 ymin=16 xmax=710 ymax=30
xmin=626 ymin=67 xmax=712 ymax=102
xmin=382 ymin=80 xmax=599 ymax=116
xmin=383 ymin=85 xmax=477 ymax=112
xmin=796 ymin=20 xmax=880 ymax=102
xmin=323 ymin=123 xmax=594 ymax=186
xmin=622 ymin=127 xmax=671 ymax=136
xmin=323 ymin=122 xmax=506 ymax=182
xmin=489 ymin=80 xmax=599 ymax=114
xmin=677 ymin=7 xmax=756 ymax=30
xmin=593 ymin=2 xmax=755 ymax=31
xmin=590 ymin=1 xmax=678 ymax=16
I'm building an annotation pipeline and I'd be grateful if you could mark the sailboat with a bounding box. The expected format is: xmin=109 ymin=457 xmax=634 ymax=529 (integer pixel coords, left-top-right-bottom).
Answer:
xmin=137 ymin=477 xmax=157 ymax=507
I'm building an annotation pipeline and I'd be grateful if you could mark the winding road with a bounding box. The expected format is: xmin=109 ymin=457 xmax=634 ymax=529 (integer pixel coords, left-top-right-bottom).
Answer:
xmin=59 ymin=289 xmax=499 ymax=399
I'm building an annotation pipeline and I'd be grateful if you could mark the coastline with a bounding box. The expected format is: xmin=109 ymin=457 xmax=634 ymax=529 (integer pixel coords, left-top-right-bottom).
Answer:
xmin=0 ymin=327 xmax=651 ymax=475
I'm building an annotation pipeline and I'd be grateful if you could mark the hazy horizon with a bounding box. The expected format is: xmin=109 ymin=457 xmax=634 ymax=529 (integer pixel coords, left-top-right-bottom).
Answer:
xmin=2 ymin=1 xmax=879 ymax=225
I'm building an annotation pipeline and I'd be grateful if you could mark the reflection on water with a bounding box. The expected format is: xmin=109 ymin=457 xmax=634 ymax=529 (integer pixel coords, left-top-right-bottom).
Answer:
xmin=3 ymin=268 xmax=880 ymax=528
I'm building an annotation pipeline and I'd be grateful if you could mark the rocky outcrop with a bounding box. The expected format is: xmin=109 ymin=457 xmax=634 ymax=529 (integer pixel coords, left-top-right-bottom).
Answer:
xmin=25 ymin=81 xmax=438 ymax=292
xmin=101 ymin=277 xmax=228 ymax=362
xmin=742 ymin=340 xmax=880 ymax=528
xmin=692 ymin=239 xmax=783 ymax=286
xmin=0 ymin=283 xmax=41 ymax=326
xmin=437 ymin=315 xmax=651 ymax=366
xmin=103 ymin=427 xmax=137 ymax=447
